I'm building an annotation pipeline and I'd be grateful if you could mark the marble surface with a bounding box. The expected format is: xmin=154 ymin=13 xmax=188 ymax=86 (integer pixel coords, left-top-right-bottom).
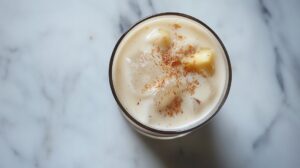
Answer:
xmin=0 ymin=0 xmax=300 ymax=167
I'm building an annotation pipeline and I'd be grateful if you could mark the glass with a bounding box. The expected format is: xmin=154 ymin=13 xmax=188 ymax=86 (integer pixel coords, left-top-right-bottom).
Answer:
xmin=109 ymin=12 xmax=232 ymax=140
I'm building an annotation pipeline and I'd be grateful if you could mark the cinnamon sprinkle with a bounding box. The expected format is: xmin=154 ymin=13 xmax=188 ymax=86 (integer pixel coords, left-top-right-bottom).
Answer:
xmin=176 ymin=44 xmax=196 ymax=56
xmin=140 ymin=26 xmax=202 ymax=117
xmin=160 ymin=96 xmax=182 ymax=116
xmin=136 ymin=98 xmax=141 ymax=105
xmin=171 ymin=60 xmax=181 ymax=67
xmin=143 ymin=78 xmax=166 ymax=91
xmin=193 ymin=98 xmax=201 ymax=104
xmin=186 ymin=79 xmax=199 ymax=94
xmin=173 ymin=23 xmax=182 ymax=29
xmin=175 ymin=32 xmax=184 ymax=40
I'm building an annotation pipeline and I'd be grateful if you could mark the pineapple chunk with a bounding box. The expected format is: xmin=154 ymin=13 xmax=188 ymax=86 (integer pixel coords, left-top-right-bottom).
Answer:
xmin=182 ymin=48 xmax=215 ymax=76
xmin=146 ymin=29 xmax=171 ymax=49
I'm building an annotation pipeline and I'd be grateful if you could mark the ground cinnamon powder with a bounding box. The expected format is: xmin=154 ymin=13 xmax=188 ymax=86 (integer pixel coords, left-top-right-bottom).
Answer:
xmin=141 ymin=25 xmax=201 ymax=116
xmin=159 ymin=96 xmax=183 ymax=116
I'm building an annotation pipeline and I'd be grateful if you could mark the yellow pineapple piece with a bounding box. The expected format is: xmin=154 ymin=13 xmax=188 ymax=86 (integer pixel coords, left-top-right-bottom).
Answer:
xmin=182 ymin=48 xmax=215 ymax=77
xmin=146 ymin=29 xmax=171 ymax=49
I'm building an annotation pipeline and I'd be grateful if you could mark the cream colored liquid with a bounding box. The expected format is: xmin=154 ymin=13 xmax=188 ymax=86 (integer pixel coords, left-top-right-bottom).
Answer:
xmin=112 ymin=15 xmax=229 ymax=131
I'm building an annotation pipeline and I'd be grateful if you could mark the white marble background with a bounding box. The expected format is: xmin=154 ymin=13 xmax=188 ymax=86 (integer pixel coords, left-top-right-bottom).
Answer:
xmin=0 ymin=0 xmax=299 ymax=167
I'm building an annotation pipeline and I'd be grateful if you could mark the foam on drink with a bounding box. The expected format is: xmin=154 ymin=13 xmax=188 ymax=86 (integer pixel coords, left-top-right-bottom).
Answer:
xmin=112 ymin=15 xmax=229 ymax=131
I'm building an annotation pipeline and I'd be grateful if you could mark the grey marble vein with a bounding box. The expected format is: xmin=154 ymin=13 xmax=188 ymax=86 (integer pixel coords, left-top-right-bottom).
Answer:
xmin=147 ymin=0 xmax=155 ymax=13
xmin=118 ymin=15 xmax=133 ymax=34
xmin=259 ymin=0 xmax=272 ymax=23
xmin=252 ymin=110 xmax=281 ymax=150
xmin=274 ymin=47 xmax=285 ymax=92
xmin=128 ymin=0 xmax=142 ymax=18
xmin=0 ymin=47 xmax=19 ymax=80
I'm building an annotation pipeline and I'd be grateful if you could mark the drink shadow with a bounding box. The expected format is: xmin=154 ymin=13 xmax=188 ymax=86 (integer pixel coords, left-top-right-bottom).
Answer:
xmin=133 ymin=121 xmax=222 ymax=168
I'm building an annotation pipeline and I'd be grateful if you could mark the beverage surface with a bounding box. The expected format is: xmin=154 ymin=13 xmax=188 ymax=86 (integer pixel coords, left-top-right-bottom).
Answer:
xmin=112 ymin=15 xmax=229 ymax=131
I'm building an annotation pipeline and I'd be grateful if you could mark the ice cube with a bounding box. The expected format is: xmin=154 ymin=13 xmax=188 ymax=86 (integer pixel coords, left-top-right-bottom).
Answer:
xmin=146 ymin=28 xmax=171 ymax=49
xmin=154 ymin=78 xmax=184 ymax=111
xmin=128 ymin=52 xmax=162 ymax=97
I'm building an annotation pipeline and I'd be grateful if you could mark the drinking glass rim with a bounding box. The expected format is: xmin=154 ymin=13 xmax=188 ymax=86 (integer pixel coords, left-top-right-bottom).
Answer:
xmin=109 ymin=12 xmax=232 ymax=135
